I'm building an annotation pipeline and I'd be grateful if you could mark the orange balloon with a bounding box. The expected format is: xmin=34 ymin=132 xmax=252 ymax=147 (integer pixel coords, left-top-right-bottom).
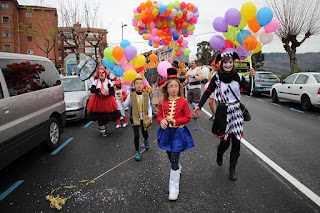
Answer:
xmin=165 ymin=8 xmax=172 ymax=17
xmin=181 ymin=22 xmax=188 ymax=30
xmin=140 ymin=2 xmax=146 ymax=10
xmin=140 ymin=12 xmax=146 ymax=19
xmin=154 ymin=42 xmax=160 ymax=48
xmin=145 ymin=9 xmax=152 ymax=17
xmin=150 ymin=53 xmax=157 ymax=62
xmin=112 ymin=46 xmax=124 ymax=61
xmin=156 ymin=29 xmax=163 ymax=37
xmin=161 ymin=35 xmax=167 ymax=40
xmin=248 ymin=16 xmax=261 ymax=33
xmin=188 ymin=3 xmax=195 ymax=11
xmin=146 ymin=0 xmax=152 ymax=8
xmin=243 ymin=35 xmax=258 ymax=51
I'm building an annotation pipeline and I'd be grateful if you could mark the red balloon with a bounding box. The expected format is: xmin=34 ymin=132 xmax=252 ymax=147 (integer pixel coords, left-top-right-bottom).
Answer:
xmin=177 ymin=37 xmax=183 ymax=43
xmin=221 ymin=39 xmax=235 ymax=52
xmin=136 ymin=66 xmax=144 ymax=73
xmin=137 ymin=6 xmax=142 ymax=13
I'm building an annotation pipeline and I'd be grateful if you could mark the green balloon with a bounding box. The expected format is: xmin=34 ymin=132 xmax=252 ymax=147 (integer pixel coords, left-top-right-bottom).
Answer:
xmin=188 ymin=25 xmax=195 ymax=31
xmin=152 ymin=3 xmax=157 ymax=10
xmin=174 ymin=45 xmax=180 ymax=51
xmin=174 ymin=1 xmax=180 ymax=8
xmin=184 ymin=48 xmax=191 ymax=56
xmin=104 ymin=47 xmax=115 ymax=63
xmin=238 ymin=17 xmax=247 ymax=30
xmin=223 ymin=25 xmax=237 ymax=41
xmin=169 ymin=21 xmax=175 ymax=28
xmin=177 ymin=11 xmax=183 ymax=19
xmin=134 ymin=13 xmax=140 ymax=21
xmin=168 ymin=2 xmax=174 ymax=9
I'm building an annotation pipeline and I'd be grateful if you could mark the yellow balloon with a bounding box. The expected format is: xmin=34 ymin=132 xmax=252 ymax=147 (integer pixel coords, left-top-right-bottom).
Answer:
xmin=142 ymin=33 xmax=147 ymax=40
xmin=238 ymin=17 xmax=247 ymax=30
xmin=123 ymin=69 xmax=137 ymax=81
xmin=252 ymin=41 xmax=262 ymax=53
xmin=134 ymin=55 xmax=146 ymax=68
xmin=168 ymin=41 xmax=174 ymax=48
xmin=233 ymin=40 xmax=241 ymax=47
xmin=240 ymin=2 xmax=257 ymax=22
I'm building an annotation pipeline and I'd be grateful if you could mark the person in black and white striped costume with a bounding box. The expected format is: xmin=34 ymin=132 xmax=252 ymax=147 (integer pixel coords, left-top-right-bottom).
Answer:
xmin=193 ymin=51 xmax=255 ymax=181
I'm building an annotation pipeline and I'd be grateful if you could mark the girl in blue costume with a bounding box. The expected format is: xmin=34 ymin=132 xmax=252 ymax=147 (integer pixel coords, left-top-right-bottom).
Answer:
xmin=157 ymin=68 xmax=194 ymax=201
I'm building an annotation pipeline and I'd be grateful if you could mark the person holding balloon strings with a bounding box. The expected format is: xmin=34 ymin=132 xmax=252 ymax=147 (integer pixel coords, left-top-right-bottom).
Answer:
xmin=186 ymin=61 xmax=204 ymax=113
xmin=121 ymin=78 xmax=152 ymax=161
xmin=86 ymin=67 xmax=121 ymax=137
xmin=193 ymin=52 xmax=255 ymax=181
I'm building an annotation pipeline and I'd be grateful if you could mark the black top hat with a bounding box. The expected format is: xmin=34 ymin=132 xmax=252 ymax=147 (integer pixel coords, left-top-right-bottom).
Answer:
xmin=171 ymin=61 xmax=179 ymax=67
xmin=216 ymin=52 xmax=240 ymax=62
xmin=166 ymin=68 xmax=178 ymax=80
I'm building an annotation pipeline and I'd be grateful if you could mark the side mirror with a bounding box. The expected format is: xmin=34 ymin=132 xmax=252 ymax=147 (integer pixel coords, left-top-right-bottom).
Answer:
xmin=280 ymin=79 xmax=284 ymax=83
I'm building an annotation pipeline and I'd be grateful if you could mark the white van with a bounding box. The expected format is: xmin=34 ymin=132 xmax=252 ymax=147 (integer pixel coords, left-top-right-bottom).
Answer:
xmin=0 ymin=53 xmax=66 ymax=169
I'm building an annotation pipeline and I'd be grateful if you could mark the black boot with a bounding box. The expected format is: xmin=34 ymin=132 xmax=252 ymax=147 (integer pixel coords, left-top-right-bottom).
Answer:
xmin=216 ymin=144 xmax=226 ymax=166
xmin=229 ymin=153 xmax=240 ymax=181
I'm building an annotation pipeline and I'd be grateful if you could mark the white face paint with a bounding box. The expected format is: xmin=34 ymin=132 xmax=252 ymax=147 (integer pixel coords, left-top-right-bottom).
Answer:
xmin=222 ymin=59 xmax=234 ymax=73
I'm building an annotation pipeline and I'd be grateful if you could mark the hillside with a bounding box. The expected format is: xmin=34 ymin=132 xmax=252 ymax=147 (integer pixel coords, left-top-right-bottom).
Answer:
xmin=262 ymin=52 xmax=320 ymax=76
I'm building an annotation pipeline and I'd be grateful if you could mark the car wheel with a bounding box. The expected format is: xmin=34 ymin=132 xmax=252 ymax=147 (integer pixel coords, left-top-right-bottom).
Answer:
xmin=301 ymin=95 xmax=312 ymax=111
xmin=47 ymin=117 xmax=60 ymax=150
xmin=271 ymin=89 xmax=279 ymax=103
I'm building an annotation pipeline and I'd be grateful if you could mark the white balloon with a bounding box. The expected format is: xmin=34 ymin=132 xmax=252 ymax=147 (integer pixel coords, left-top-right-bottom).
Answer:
xmin=157 ymin=1 xmax=163 ymax=7
xmin=172 ymin=9 xmax=177 ymax=16
xmin=187 ymin=11 xmax=193 ymax=20
xmin=248 ymin=28 xmax=260 ymax=38
xmin=201 ymin=67 xmax=210 ymax=79
xmin=259 ymin=31 xmax=274 ymax=45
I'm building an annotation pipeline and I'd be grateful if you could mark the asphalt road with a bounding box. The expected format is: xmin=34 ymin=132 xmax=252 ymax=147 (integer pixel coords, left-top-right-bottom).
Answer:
xmin=0 ymin=92 xmax=320 ymax=212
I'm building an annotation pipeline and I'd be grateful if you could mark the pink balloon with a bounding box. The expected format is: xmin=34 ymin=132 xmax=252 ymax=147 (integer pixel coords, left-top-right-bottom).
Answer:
xmin=123 ymin=80 xmax=132 ymax=86
xmin=124 ymin=63 xmax=135 ymax=71
xmin=152 ymin=28 xmax=158 ymax=36
xmin=132 ymin=22 xmax=138 ymax=27
xmin=182 ymin=40 xmax=188 ymax=47
xmin=133 ymin=9 xmax=137 ymax=13
xmin=154 ymin=36 xmax=160 ymax=43
xmin=132 ymin=18 xmax=138 ymax=24
xmin=264 ymin=17 xmax=279 ymax=33
xmin=118 ymin=56 xmax=127 ymax=66
xmin=188 ymin=31 xmax=194 ymax=35
xmin=146 ymin=33 xmax=153 ymax=41
xmin=150 ymin=22 xmax=156 ymax=29
xmin=168 ymin=57 xmax=173 ymax=63
xmin=157 ymin=61 xmax=171 ymax=77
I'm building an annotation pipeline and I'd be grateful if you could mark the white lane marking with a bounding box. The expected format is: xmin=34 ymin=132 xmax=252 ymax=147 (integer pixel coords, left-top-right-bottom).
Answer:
xmin=200 ymin=108 xmax=320 ymax=207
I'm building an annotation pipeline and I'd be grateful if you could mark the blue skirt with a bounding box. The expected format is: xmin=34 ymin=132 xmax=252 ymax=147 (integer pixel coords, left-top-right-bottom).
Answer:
xmin=157 ymin=126 xmax=194 ymax=152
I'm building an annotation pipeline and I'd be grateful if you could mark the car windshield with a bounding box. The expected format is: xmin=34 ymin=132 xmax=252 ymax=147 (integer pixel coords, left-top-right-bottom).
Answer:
xmin=312 ymin=74 xmax=320 ymax=83
xmin=258 ymin=73 xmax=278 ymax=79
xmin=61 ymin=78 xmax=85 ymax=92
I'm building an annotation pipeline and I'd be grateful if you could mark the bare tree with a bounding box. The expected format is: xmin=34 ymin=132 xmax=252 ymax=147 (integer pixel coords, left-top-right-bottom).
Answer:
xmin=83 ymin=3 xmax=108 ymax=63
xmin=266 ymin=0 xmax=320 ymax=74
xmin=19 ymin=8 xmax=58 ymax=63
xmin=58 ymin=0 xmax=86 ymax=64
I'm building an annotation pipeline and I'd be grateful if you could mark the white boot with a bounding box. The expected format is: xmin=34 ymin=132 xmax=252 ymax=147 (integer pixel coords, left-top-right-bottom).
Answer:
xmin=168 ymin=166 xmax=181 ymax=201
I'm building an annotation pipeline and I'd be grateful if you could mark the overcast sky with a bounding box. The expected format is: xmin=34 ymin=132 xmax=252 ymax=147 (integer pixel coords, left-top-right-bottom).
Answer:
xmin=18 ymin=0 xmax=320 ymax=59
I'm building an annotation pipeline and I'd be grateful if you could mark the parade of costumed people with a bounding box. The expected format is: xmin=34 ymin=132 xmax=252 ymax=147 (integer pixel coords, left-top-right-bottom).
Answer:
xmin=193 ymin=51 xmax=255 ymax=181
xmin=86 ymin=67 xmax=121 ymax=137
xmin=157 ymin=68 xmax=194 ymax=201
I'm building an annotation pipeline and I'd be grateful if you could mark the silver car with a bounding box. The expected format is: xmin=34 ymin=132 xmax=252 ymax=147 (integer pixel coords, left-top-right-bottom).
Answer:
xmin=244 ymin=71 xmax=280 ymax=95
xmin=61 ymin=76 xmax=92 ymax=121
xmin=0 ymin=53 xmax=66 ymax=169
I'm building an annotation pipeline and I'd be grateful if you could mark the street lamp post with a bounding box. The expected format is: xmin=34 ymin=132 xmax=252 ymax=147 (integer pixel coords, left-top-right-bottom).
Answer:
xmin=121 ymin=22 xmax=128 ymax=41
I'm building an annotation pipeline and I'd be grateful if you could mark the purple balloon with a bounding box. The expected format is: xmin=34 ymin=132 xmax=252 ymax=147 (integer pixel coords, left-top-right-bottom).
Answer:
xmin=224 ymin=8 xmax=241 ymax=27
xmin=210 ymin=35 xmax=225 ymax=50
xmin=138 ymin=30 xmax=144 ymax=35
xmin=166 ymin=15 xmax=173 ymax=21
xmin=192 ymin=6 xmax=198 ymax=13
xmin=124 ymin=45 xmax=137 ymax=61
xmin=236 ymin=46 xmax=249 ymax=60
xmin=169 ymin=28 xmax=176 ymax=35
xmin=223 ymin=48 xmax=236 ymax=53
xmin=159 ymin=40 xmax=163 ymax=45
xmin=212 ymin=17 xmax=228 ymax=32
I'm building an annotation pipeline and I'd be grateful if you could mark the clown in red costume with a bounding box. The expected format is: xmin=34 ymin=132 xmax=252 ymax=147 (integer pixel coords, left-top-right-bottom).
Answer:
xmin=87 ymin=67 xmax=121 ymax=137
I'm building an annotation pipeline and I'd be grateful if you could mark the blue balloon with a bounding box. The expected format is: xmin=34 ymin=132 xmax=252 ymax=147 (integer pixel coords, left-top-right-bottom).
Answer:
xmin=237 ymin=30 xmax=251 ymax=45
xmin=159 ymin=5 xmax=168 ymax=13
xmin=143 ymin=29 xmax=147 ymax=33
xmin=182 ymin=29 xmax=188 ymax=34
xmin=257 ymin=7 xmax=273 ymax=26
xmin=148 ymin=41 xmax=153 ymax=46
xmin=120 ymin=40 xmax=131 ymax=49
xmin=173 ymin=33 xmax=179 ymax=40
xmin=113 ymin=65 xmax=124 ymax=77
xmin=102 ymin=57 xmax=115 ymax=70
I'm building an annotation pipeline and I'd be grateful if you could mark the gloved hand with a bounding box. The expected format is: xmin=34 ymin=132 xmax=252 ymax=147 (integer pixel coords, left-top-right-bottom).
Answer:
xmin=89 ymin=85 xmax=100 ymax=94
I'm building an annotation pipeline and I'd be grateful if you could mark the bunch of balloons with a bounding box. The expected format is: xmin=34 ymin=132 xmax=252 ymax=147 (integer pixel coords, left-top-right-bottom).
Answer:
xmin=132 ymin=0 xmax=199 ymax=57
xmin=102 ymin=40 xmax=147 ymax=85
xmin=210 ymin=2 xmax=279 ymax=59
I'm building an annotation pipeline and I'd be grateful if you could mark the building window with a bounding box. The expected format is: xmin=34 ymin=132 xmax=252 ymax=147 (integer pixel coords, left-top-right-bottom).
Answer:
xmin=27 ymin=49 xmax=33 ymax=55
xmin=26 ymin=12 xmax=32 ymax=17
xmin=2 ymin=16 xmax=9 ymax=23
xmin=4 ymin=44 xmax=11 ymax=52
xmin=3 ymin=30 xmax=10 ymax=38
xmin=1 ymin=2 xmax=8 ymax=9
xmin=27 ymin=36 xmax=32 ymax=42
xmin=59 ymin=56 xmax=62 ymax=60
